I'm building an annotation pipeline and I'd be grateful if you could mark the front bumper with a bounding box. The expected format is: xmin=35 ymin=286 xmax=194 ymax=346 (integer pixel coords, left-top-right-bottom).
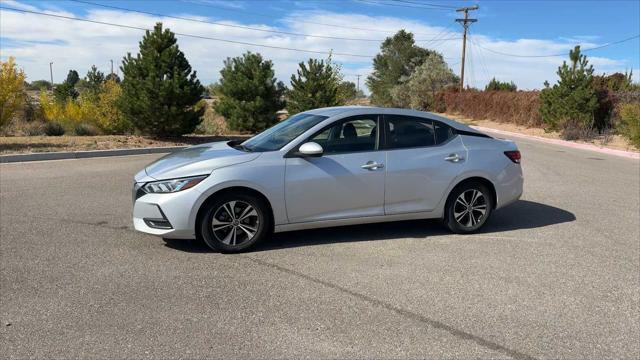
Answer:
xmin=133 ymin=185 xmax=201 ymax=239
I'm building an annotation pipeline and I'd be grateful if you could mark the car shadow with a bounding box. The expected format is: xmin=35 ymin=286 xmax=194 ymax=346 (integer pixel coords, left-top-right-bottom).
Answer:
xmin=163 ymin=200 xmax=575 ymax=253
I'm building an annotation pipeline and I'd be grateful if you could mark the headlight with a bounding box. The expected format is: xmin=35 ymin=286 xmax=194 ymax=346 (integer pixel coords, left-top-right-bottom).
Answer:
xmin=143 ymin=175 xmax=208 ymax=194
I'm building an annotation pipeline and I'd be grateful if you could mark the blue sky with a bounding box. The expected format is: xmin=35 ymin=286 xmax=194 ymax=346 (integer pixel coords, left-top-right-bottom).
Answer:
xmin=1 ymin=0 xmax=639 ymax=91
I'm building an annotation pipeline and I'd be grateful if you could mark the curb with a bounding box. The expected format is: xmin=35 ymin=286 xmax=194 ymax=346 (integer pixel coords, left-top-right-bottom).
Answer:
xmin=0 ymin=146 xmax=186 ymax=163
xmin=471 ymin=126 xmax=640 ymax=160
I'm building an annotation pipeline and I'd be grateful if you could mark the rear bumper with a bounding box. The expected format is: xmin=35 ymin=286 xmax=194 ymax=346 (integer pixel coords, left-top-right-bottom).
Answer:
xmin=495 ymin=163 xmax=523 ymax=209
xmin=133 ymin=188 xmax=200 ymax=239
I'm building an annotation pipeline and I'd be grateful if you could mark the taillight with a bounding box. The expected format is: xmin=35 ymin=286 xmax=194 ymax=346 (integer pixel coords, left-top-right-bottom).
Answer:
xmin=504 ymin=150 xmax=521 ymax=164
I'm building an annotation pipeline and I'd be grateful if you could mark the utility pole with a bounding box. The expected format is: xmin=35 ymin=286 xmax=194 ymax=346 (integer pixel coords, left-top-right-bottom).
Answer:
xmin=455 ymin=5 xmax=478 ymax=91
xmin=110 ymin=59 xmax=114 ymax=75
xmin=49 ymin=62 xmax=54 ymax=86
xmin=355 ymin=74 xmax=361 ymax=93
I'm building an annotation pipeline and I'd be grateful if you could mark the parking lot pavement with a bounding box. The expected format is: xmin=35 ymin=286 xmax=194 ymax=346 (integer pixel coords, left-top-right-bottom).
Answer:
xmin=1 ymin=137 xmax=639 ymax=359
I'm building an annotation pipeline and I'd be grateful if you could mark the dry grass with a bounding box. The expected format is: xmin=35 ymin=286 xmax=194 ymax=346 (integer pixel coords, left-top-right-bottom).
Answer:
xmin=0 ymin=134 xmax=250 ymax=155
xmin=440 ymin=112 xmax=638 ymax=152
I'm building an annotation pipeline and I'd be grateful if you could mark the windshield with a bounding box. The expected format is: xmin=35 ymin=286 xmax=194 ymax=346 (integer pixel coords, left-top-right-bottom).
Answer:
xmin=240 ymin=113 xmax=328 ymax=152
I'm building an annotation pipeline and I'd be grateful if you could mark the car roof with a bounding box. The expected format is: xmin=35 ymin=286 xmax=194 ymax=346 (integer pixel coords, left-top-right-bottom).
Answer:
xmin=303 ymin=106 xmax=483 ymax=134
xmin=304 ymin=106 xmax=377 ymax=116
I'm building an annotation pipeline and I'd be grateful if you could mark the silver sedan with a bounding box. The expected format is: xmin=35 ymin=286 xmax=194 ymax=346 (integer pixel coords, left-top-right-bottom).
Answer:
xmin=133 ymin=106 xmax=523 ymax=252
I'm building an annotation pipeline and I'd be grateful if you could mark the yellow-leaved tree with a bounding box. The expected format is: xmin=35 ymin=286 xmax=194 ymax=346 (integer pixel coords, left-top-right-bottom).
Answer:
xmin=96 ymin=79 xmax=131 ymax=134
xmin=0 ymin=57 xmax=27 ymax=129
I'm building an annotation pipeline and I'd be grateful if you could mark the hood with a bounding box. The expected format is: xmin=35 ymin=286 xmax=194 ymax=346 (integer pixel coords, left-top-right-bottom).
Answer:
xmin=143 ymin=141 xmax=261 ymax=180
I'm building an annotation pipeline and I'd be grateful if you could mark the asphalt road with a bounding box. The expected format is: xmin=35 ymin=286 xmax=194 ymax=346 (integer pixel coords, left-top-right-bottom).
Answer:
xmin=1 ymin=135 xmax=639 ymax=359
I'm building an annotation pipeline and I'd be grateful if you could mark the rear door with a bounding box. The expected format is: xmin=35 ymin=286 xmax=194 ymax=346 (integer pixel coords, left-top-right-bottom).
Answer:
xmin=285 ymin=115 xmax=385 ymax=223
xmin=383 ymin=114 xmax=466 ymax=214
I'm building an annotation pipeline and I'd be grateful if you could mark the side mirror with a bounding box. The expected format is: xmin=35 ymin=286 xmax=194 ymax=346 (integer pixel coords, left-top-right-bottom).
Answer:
xmin=298 ymin=142 xmax=324 ymax=157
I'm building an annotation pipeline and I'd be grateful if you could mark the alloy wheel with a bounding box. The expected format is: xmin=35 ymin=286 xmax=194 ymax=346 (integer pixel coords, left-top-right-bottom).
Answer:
xmin=453 ymin=189 xmax=488 ymax=228
xmin=211 ymin=200 xmax=259 ymax=246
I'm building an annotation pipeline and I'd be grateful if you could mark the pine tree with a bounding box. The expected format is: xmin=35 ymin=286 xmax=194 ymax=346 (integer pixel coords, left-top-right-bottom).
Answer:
xmin=540 ymin=46 xmax=598 ymax=136
xmin=287 ymin=57 xmax=342 ymax=114
xmin=366 ymin=30 xmax=435 ymax=107
xmin=119 ymin=23 xmax=204 ymax=136
xmin=84 ymin=65 xmax=105 ymax=96
xmin=105 ymin=73 xmax=121 ymax=83
xmin=214 ymin=52 xmax=285 ymax=133
xmin=485 ymin=78 xmax=517 ymax=91
xmin=54 ymin=69 xmax=80 ymax=102
xmin=337 ymin=81 xmax=358 ymax=102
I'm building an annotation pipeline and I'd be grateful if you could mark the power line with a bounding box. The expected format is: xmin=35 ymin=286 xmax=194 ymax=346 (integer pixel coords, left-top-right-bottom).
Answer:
xmin=355 ymin=0 xmax=455 ymax=10
xmin=388 ymin=0 xmax=458 ymax=9
xmin=424 ymin=26 xmax=458 ymax=49
xmin=468 ymin=30 xmax=491 ymax=85
xmin=470 ymin=34 xmax=640 ymax=58
xmin=177 ymin=0 xmax=446 ymax=37
xmin=0 ymin=6 xmax=374 ymax=58
xmin=71 ymin=0 xmax=460 ymax=42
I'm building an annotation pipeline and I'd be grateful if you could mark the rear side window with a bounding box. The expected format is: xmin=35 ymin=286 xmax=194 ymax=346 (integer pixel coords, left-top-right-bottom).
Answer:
xmin=385 ymin=115 xmax=435 ymax=149
xmin=434 ymin=121 xmax=456 ymax=144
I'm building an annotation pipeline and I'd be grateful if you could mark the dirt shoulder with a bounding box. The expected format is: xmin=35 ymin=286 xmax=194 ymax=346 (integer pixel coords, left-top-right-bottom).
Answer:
xmin=437 ymin=112 xmax=639 ymax=153
xmin=2 ymin=113 xmax=637 ymax=155
xmin=0 ymin=135 xmax=250 ymax=155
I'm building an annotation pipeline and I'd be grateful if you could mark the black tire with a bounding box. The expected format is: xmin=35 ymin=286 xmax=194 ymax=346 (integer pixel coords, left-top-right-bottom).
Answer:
xmin=199 ymin=192 xmax=271 ymax=253
xmin=445 ymin=181 xmax=493 ymax=234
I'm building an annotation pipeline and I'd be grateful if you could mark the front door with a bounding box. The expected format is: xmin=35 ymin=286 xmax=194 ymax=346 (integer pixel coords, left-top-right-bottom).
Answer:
xmin=285 ymin=115 xmax=385 ymax=223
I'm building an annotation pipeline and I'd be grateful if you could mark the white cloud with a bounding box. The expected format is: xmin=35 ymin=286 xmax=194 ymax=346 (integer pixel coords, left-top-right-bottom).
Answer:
xmin=0 ymin=1 xmax=637 ymax=92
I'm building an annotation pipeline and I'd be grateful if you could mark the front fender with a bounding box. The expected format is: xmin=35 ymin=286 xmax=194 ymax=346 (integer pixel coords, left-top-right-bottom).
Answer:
xmin=187 ymin=157 xmax=287 ymax=231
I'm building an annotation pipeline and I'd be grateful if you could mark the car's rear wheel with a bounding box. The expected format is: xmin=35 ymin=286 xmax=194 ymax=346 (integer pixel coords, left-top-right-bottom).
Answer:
xmin=200 ymin=192 xmax=270 ymax=253
xmin=445 ymin=182 xmax=493 ymax=233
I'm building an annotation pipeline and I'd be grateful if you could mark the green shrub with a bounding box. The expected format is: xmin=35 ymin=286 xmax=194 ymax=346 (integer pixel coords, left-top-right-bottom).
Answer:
xmin=44 ymin=122 xmax=65 ymax=136
xmin=74 ymin=123 xmax=100 ymax=136
xmin=390 ymin=55 xmax=458 ymax=111
xmin=619 ymin=103 xmax=640 ymax=149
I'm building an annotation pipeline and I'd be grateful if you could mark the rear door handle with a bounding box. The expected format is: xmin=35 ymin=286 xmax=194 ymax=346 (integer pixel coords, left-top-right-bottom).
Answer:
xmin=444 ymin=154 xmax=464 ymax=162
xmin=361 ymin=161 xmax=384 ymax=170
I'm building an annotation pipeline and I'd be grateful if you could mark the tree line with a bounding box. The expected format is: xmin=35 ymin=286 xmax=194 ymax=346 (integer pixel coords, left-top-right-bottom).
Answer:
xmin=1 ymin=22 xmax=638 ymax=147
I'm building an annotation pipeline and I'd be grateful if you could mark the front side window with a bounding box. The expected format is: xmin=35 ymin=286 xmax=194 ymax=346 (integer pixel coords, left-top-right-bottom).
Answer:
xmin=241 ymin=113 xmax=328 ymax=152
xmin=309 ymin=116 xmax=378 ymax=154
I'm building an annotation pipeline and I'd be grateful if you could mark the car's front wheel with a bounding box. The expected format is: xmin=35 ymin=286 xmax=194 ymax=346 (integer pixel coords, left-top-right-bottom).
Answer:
xmin=200 ymin=192 xmax=271 ymax=253
xmin=445 ymin=182 xmax=493 ymax=233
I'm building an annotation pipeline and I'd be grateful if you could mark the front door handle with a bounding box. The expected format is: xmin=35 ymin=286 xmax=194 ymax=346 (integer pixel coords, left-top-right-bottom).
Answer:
xmin=444 ymin=154 xmax=464 ymax=162
xmin=361 ymin=161 xmax=384 ymax=170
